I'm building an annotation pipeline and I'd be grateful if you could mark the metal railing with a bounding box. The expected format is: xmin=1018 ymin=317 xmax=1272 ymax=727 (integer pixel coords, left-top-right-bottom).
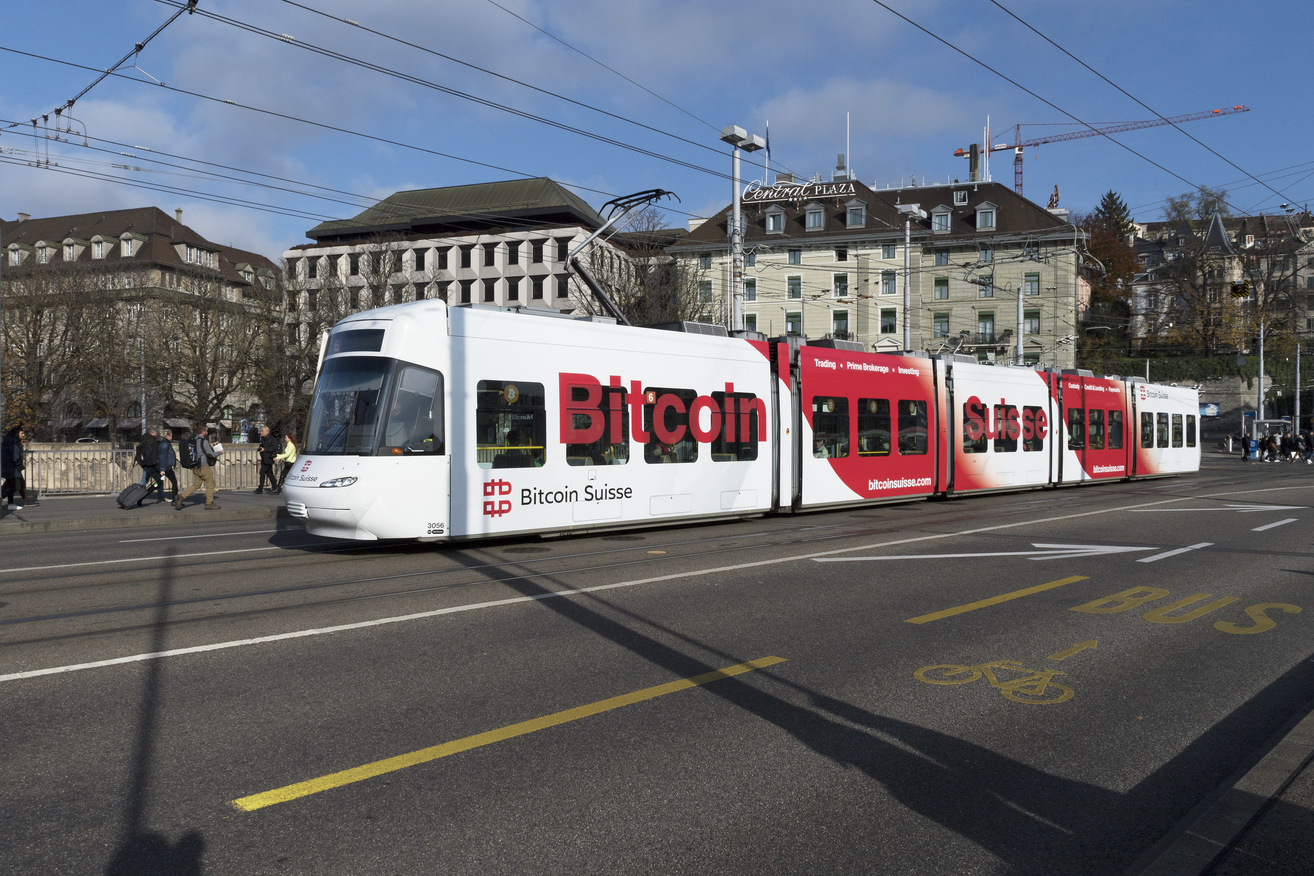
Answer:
xmin=25 ymin=446 xmax=264 ymax=495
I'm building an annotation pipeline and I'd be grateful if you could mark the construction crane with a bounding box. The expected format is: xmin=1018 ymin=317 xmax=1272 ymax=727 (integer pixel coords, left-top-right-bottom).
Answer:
xmin=953 ymin=106 xmax=1250 ymax=197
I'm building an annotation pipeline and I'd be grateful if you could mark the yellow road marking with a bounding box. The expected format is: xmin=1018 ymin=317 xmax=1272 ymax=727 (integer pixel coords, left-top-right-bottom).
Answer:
xmin=231 ymin=655 xmax=786 ymax=812
xmin=904 ymin=576 xmax=1089 ymax=625
xmin=1047 ymin=640 xmax=1098 ymax=661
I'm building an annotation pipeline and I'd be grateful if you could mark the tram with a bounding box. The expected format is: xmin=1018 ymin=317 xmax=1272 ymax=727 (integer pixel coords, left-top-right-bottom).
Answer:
xmin=283 ymin=300 xmax=1200 ymax=541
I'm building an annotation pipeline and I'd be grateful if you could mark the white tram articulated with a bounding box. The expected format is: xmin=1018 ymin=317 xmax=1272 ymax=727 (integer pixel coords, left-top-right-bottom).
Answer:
xmin=284 ymin=300 xmax=1200 ymax=541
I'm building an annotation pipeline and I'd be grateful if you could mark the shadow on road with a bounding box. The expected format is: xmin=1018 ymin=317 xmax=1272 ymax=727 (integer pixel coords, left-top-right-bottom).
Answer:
xmin=103 ymin=552 xmax=205 ymax=876
xmin=433 ymin=545 xmax=1314 ymax=874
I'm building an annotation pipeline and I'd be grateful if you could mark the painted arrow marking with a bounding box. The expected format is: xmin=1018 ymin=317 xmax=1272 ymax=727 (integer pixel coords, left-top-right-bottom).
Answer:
xmin=815 ymin=543 xmax=1155 ymax=562
xmin=1131 ymin=503 xmax=1308 ymax=513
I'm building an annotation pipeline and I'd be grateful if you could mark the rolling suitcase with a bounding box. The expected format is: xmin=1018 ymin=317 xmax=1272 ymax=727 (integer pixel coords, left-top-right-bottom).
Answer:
xmin=118 ymin=482 xmax=152 ymax=509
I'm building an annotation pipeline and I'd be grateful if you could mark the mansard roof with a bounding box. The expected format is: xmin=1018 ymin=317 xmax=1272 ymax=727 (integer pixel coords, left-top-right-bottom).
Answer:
xmin=304 ymin=177 xmax=605 ymax=243
xmin=673 ymin=179 xmax=1071 ymax=250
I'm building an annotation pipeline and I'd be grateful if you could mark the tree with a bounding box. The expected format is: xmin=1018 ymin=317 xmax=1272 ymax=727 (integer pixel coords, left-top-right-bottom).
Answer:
xmin=1162 ymin=185 xmax=1230 ymax=228
xmin=579 ymin=207 xmax=710 ymax=325
xmin=1093 ymin=190 xmax=1134 ymax=239
xmin=152 ymin=271 xmax=269 ymax=429
xmin=1072 ymin=208 xmax=1138 ymax=359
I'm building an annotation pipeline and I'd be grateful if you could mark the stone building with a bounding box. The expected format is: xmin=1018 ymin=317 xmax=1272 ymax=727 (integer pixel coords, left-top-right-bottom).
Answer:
xmin=668 ymin=176 xmax=1085 ymax=367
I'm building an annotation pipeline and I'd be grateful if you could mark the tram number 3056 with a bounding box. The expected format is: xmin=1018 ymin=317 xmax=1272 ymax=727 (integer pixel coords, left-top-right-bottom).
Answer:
xmin=427 ymin=522 xmax=446 ymax=535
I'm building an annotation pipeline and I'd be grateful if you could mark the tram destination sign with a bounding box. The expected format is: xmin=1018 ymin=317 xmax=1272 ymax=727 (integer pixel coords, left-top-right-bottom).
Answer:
xmin=742 ymin=180 xmax=858 ymax=202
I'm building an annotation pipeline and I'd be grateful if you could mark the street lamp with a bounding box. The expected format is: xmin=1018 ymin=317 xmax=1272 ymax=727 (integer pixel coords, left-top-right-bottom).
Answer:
xmin=895 ymin=203 xmax=927 ymax=352
xmin=721 ymin=125 xmax=765 ymax=334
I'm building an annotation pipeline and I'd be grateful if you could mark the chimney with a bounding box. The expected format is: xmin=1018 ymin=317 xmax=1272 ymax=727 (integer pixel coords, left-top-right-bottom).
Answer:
xmin=968 ymin=144 xmax=981 ymax=183
xmin=17 ymin=212 xmax=29 ymax=222
xmin=175 ymin=208 xmax=183 ymax=224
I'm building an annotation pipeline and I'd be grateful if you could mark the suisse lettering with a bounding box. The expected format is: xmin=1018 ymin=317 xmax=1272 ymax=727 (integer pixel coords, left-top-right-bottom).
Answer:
xmin=964 ymin=396 xmax=1047 ymax=442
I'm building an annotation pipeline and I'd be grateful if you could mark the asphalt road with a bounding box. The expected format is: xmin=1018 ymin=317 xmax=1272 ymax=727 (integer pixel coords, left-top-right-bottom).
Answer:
xmin=2 ymin=459 xmax=1312 ymax=874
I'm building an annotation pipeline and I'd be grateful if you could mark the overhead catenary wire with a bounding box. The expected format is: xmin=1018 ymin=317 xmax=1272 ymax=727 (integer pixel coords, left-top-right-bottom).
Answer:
xmin=272 ymin=0 xmax=763 ymax=171
xmin=149 ymin=0 xmax=761 ymax=182
xmin=0 ymin=46 xmax=711 ymax=235
xmin=862 ymin=0 xmax=1259 ymax=220
xmin=481 ymin=0 xmax=721 ymax=135
xmin=985 ymin=0 xmax=1300 ymax=210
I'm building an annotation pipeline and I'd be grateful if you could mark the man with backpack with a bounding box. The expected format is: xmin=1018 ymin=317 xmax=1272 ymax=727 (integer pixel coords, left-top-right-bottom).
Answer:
xmin=157 ymin=428 xmax=179 ymax=503
xmin=174 ymin=426 xmax=224 ymax=511
xmin=130 ymin=428 xmax=162 ymax=506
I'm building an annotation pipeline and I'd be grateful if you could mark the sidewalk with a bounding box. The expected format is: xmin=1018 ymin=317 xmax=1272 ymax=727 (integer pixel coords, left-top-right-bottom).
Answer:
xmin=0 ymin=486 xmax=293 ymax=535
xmin=1134 ymin=698 xmax=1314 ymax=875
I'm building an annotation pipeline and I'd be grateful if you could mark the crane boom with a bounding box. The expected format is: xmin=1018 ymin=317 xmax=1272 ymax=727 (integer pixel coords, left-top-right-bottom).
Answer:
xmin=953 ymin=105 xmax=1249 ymax=197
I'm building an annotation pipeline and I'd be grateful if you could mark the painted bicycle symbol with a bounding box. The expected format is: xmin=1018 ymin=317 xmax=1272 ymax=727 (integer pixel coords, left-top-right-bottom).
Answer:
xmin=914 ymin=659 xmax=1075 ymax=705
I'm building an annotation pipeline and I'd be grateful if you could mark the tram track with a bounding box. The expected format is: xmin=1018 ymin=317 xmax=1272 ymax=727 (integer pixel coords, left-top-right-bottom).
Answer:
xmin=2 ymin=468 xmax=1254 ymax=654
xmin=0 ymin=522 xmax=873 ymax=645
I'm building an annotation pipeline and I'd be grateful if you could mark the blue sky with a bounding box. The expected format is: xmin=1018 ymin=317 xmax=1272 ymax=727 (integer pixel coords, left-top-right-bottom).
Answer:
xmin=2 ymin=0 xmax=1309 ymax=261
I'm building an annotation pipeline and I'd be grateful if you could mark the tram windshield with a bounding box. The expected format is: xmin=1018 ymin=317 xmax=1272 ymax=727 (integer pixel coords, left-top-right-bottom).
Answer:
xmin=305 ymin=356 xmax=445 ymax=456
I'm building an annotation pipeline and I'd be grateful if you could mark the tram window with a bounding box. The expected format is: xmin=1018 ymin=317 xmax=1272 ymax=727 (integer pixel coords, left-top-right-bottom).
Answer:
xmin=328 ymin=328 xmax=384 ymax=354
xmin=1171 ymin=414 xmax=1184 ymax=447
xmin=643 ymin=387 xmax=698 ymax=464
xmin=1141 ymin=412 xmax=1154 ymax=448
xmin=962 ymin=399 xmax=987 ymax=455
xmin=380 ymin=366 xmax=445 ymax=455
xmin=1186 ymin=415 xmax=1197 ymax=447
xmin=1022 ymin=406 xmax=1046 ymax=452
xmin=994 ymin=405 xmax=1019 ymax=453
xmin=858 ymin=398 xmax=891 ymax=456
xmin=305 ymin=357 xmax=389 ymax=455
xmin=565 ymin=383 xmax=628 ymax=467
xmin=477 ymin=380 xmax=545 ymax=469
xmin=1067 ymin=408 xmax=1085 ymax=450
xmin=711 ymin=391 xmax=760 ymax=461
xmin=1108 ymin=410 xmax=1123 ymax=449
xmin=898 ymin=400 xmax=928 ymax=455
xmin=1156 ymin=413 xmax=1170 ymax=448
xmin=1087 ymin=409 xmax=1105 ymax=450
xmin=811 ymin=397 xmax=849 ymax=459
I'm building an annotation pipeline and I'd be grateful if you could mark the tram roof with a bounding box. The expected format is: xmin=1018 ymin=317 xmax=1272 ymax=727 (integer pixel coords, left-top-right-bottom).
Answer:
xmin=305 ymin=178 xmax=605 ymax=242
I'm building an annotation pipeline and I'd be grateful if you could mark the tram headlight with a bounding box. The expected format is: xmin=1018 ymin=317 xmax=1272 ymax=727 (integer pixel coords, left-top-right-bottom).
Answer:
xmin=319 ymin=476 xmax=358 ymax=488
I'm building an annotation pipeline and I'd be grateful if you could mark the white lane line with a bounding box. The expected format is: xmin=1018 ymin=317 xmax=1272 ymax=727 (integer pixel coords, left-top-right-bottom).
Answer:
xmin=0 ymin=494 xmax=1196 ymax=684
xmin=120 ymin=529 xmax=283 ymax=543
xmin=9 ymin=546 xmax=282 ymax=573
xmin=1136 ymin=542 xmax=1213 ymax=563
xmin=1252 ymin=518 xmax=1298 ymax=532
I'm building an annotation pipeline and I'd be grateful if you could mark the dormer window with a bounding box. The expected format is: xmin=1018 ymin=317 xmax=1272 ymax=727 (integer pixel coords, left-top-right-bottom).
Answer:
xmin=93 ymin=241 xmax=105 ymax=259
xmin=8 ymin=249 xmax=19 ymax=267
xmin=953 ymin=190 xmax=968 ymax=206
xmin=765 ymin=206 xmax=785 ymax=233
xmin=122 ymin=238 xmax=135 ymax=257
xmin=975 ymin=202 xmax=997 ymax=230
xmin=64 ymin=244 xmax=76 ymax=261
xmin=37 ymin=246 xmax=50 ymax=264
xmin=845 ymin=199 xmax=866 ymax=228
xmin=931 ymin=208 xmax=951 ymax=233
xmin=805 ymin=203 xmax=825 ymax=231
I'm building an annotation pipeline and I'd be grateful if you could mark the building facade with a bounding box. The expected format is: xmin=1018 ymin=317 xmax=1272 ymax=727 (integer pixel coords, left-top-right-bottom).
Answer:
xmin=669 ymin=177 xmax=1085 ymax=368
xmin=283 ymin=178 xmax=629 ymax=327
xmin=1129 ymin=211 xmax=1314 ymax=354
xmin=1 ymin=207 xmax=282 ymax=440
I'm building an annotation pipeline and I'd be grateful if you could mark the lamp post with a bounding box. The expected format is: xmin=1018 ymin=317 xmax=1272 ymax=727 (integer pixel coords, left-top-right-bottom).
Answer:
xmin=895 ymin=203 xmax=927 ymax=352
xmin=720 ymin=125 xmax=765 ymax=334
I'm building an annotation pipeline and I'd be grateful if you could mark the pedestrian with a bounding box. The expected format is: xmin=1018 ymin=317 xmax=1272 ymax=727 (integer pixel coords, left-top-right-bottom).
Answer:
xmin=1302 ymin=425 xmax=1314 ymax=464
xmin=174 ymin=426 xmax=224 ymax=511
xmin=1266 ymin=433 xmax=1280 ymax=462
xmin=272 ymin=432 xmax=297 ymax=494
xmin=254 ymin=425 xmax=280 ymax=494
xmin=2 ymin=425 xmax=27 ymax=511
xmin=157 ymin=428 xmax=180 ymax=502
xmin=132 ymin=428 xmax=162 ymax=506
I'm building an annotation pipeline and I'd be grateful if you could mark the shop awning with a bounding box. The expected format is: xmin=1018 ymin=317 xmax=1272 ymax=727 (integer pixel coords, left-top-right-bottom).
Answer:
xmin=85 ymin=418 xmax=109 ymax=429
xmin=166 ymin=418 xmax=191 ymax=428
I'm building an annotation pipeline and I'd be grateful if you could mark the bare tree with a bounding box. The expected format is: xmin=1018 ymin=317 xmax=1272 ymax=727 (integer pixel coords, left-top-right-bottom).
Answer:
xmin=579 ymin=207 xmax=710 ymax=325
